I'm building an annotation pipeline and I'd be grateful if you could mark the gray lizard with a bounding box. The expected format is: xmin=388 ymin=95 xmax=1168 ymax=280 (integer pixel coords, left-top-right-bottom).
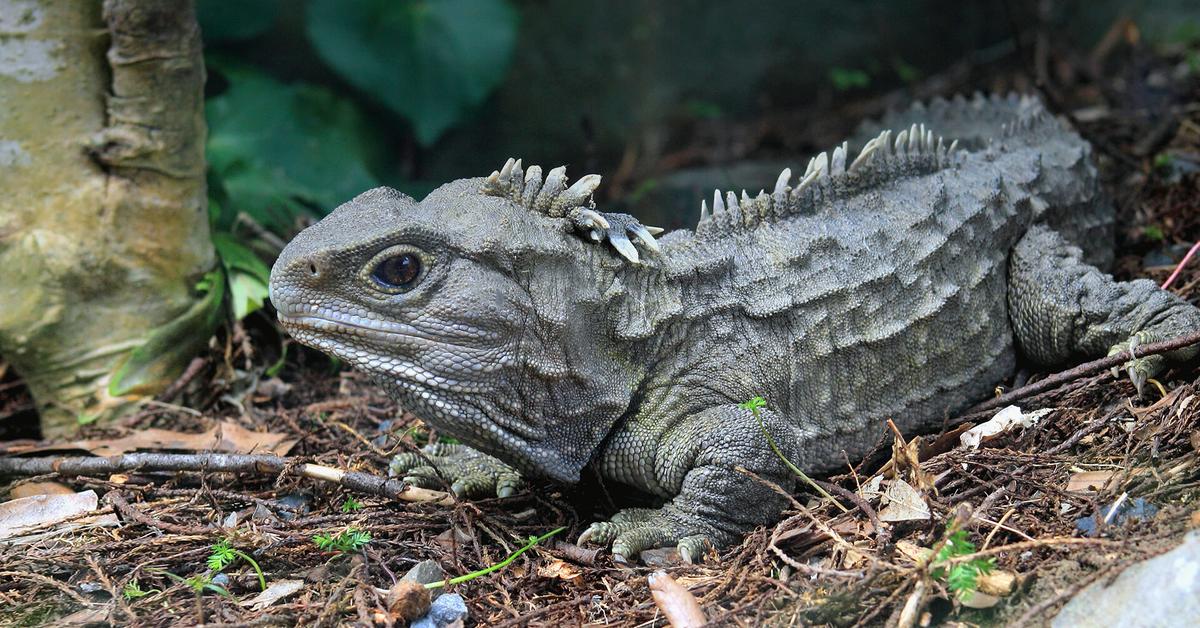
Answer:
xmin=268 ymin=93 xmax=1200 ymax=562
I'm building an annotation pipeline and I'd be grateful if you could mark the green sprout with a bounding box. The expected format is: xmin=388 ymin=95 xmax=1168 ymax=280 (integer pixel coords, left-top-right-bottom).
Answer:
xmin=121 ymin=579 xmax=159 ymax=600
xmin=207 ymin=539 xmax=267 ymax=591
xmin=314 ymin=527 xmax=372 ymax=552
xmin=930 ymin=521 xmax=996 ymax=595
xmin=340 ymin=497 xmax=364 ymax=513
xmin=739 ymin=397 xmax=848 ymax=513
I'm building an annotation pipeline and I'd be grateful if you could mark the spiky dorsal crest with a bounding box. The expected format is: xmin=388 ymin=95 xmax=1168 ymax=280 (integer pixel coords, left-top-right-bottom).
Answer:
xmin=696 ymin=122 xmax=962 ymax=237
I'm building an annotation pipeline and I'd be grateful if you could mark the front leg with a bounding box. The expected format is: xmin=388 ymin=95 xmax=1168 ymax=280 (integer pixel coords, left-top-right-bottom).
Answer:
xmin=580 ymin=404 xmax=795 ymax=563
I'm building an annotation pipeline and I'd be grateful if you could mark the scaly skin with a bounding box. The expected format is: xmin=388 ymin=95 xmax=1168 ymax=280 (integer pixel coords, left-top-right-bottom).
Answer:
xmin=269 ymin=93 xmax=1200 ymax=562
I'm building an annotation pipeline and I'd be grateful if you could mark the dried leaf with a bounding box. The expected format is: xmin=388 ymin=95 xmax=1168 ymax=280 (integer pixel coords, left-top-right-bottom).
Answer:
xmin=977 ymin=570 xmax=1018 ymax=597
xmin=648 ymin=571 xmax=707 ymax=628
xmin=895 ymin=540 xmax=933 ymax=563
xmin=433 ymin=528 xmax=473 ymax=553
xmin=877 ymin=479 xmax=931 ymax=522
xmin=957 ymin=589 xmax=1001 ymax=609
xmin=0 ymin=490 xmax=106 ymax=539
xmin=25 ymin=420 xmax=296 ymax=456
xmin=537 ymin=558 xmax=582 ymax=580
xmin=1067 ymin=468 xmax=1149 ymax=492
xmin=7 ymin=481 xmax=76 ymax=499
xmin=240 ymin=579 xmax=305 ymax=610
xmin=888 ymin=421 xmax=936 ymax=492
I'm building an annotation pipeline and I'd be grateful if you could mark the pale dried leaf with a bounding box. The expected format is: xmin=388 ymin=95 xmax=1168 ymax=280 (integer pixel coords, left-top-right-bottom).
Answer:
xmin=7 ymin=481 xmax=76 ymax=499
xmin=240 ymin=579 xmax=305 ymax=610
xmin=537 ymin=558 xmax=582 ymax=580
xmin=26 ymin=420 xmax=296 ymax=456
xmin=0 ymin=490 xmax=99 ymax=539
xmin=977 ymin=570 xmax=1018 ymax=596
xmin=877 ymin=479 xmax=931 ymax=522
xmin=957 ymin=589 xmax=1001 ymax=608
xmin=895 ymin=540 xmax=933 ymax=563
xmin=1067 ymin=468 xmax=1149 ymax=492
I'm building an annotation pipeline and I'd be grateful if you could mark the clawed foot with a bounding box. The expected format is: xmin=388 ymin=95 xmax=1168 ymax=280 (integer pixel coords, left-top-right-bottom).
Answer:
xmin=390 ymin=443 xmax=523 ymax=498
xmin=1107 ymin=331 xmax=1165 ymax=397
xmin=577 ymin=507 xmax=721 ymax=564
xmin=569 ymin=209 xmax=663 ymax=264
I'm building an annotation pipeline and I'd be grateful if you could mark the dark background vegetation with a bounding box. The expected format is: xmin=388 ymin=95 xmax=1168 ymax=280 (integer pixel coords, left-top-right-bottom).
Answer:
xmin=194 ymin=0 xmax=1200 ymax=322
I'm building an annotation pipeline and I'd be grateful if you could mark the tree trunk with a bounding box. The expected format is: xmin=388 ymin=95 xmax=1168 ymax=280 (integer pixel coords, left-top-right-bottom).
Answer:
xmin=0 ymin=0 xmax=216 ymax=436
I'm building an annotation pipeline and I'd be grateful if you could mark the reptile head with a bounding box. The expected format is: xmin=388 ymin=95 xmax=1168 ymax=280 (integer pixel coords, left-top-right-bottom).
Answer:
xmin=269 ymin=174 xmax=641 ymax=483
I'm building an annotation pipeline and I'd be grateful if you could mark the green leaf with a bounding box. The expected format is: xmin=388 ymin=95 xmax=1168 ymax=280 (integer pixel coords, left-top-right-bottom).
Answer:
xmin=212 ymin=233 xmax=272 ymax=321
xmin=206 ymin=64 xmax=382 ymax=230
xmin=305 ymin=0 xmax=519 ymax=145
xmin=197 ymin=0 xmax=280 ymax=43
xmin=829 ymin=67 xmax=871 ymax=91
xmin=212 ymin=233 xmax=271 ymax=282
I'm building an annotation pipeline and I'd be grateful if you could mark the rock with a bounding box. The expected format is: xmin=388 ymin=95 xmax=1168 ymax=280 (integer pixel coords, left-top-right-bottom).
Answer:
xmin=1051 ymin=531 xmax=1200 ymax=627
xmin=411 ymin=592 xmax=468 ymax=628
xmin=402 ymin=559 xmax=446 ymax=585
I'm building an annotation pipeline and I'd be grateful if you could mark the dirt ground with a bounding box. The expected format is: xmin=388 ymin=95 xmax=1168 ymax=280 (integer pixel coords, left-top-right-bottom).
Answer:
xmin=2 ymin=19 xmax=1200 ymax=628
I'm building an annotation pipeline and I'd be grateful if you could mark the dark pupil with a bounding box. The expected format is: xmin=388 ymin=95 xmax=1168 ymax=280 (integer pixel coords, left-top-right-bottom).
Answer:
xmin=371 ymin=253 xmax=420 ymax=289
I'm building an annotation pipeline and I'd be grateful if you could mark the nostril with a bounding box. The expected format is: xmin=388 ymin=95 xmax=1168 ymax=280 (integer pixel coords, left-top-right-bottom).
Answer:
xmin=308 ymin=262 xmax=318 ymax=277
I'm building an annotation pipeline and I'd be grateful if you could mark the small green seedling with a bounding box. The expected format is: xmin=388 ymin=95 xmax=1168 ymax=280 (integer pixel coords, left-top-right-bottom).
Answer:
xmin=207 ymin=538 xmax=267 ymax=591
xmin=340 ymin=497 xmax=364 ymax=513
xmin=314 ymin=527 xmax=372 ymax=552
xmin=156 ymin=570 xmax=232 ymax=598
xmin=930 ymin=521 xmax=995 ymax=596
xmin=121 ymin=579 xmax=159 ymax=600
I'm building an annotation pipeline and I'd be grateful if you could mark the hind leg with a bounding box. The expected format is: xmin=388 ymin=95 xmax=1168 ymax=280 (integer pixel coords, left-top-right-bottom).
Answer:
xmin=1008 ymin=224 xmax=1200 ymax=395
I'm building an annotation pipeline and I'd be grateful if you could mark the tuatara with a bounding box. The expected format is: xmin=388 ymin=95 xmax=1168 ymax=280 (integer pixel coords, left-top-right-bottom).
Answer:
xmin=268 ymin=94 xmax=1200 ymax=561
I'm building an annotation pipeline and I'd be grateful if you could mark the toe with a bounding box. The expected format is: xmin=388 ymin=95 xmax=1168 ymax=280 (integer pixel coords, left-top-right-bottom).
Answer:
xmin=677 ymin=535 xmax=712 ymax=564
xmin=611 ymin=526 xmax=675 ymax=561
xmin=388 ymin=452 xmax=425 ymax=476
xmin=450 ymin=472 xmax=496 ymax=498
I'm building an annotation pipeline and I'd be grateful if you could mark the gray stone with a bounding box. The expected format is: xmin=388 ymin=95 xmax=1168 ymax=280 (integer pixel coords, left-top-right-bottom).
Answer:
xmin=401 ymin=559 xmax=447 ymax=597
xmin=411 ymin=593 xmax=468 ymax=628
xmin=1052 ymin=531 xmax=1200 ymax=627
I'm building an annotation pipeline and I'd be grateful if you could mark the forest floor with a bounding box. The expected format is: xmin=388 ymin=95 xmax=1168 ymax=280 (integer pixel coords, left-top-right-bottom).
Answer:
xmin=2 ymin=21 xmax=1200 ymax=628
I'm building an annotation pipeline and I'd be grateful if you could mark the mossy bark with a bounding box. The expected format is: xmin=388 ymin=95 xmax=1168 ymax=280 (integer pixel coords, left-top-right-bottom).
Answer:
xmin=0 ymin=0 xmax=215 ymax=435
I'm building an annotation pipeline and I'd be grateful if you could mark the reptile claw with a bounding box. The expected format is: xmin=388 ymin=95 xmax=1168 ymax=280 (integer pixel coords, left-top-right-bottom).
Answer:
xmin=1129 ymin=367 xmax=1147 ymax=398
xmin=577 ymin=524 xmax=599 ymax=547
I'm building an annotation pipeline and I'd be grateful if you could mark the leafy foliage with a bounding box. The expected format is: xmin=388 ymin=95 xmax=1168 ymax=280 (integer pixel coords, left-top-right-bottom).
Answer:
xmin=197 ymin=0 xmax=280 ymax=43
xmin=206 ymin=63 xmax=382 ymax=233
xmin=306 ymin=0 xmax=519 ymax=145
xmin=930 ymin=522 xmax=995 ymax=595
xmin=207 ymin=539 xmax=267 ymax=591
xmin=121 ymin=580 xmax=158 ymax=600
xmin=212 ymin=233 xmax=272 ymax=320
xmin=340 ymin=497 xmax=364 ymax=513
xmin=313 ymin=527 xmax=372 ymax=552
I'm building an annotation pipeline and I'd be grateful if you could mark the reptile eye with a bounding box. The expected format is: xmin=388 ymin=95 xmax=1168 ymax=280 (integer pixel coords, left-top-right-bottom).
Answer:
xmin=370 ymin=253 xmax=422 ymax=291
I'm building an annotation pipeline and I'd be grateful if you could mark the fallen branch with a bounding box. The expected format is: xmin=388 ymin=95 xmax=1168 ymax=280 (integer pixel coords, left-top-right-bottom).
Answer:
xmin=0 ymin=453 xmax=454 ymax=506
xmin=960 ymin=329 xmax=1200 ymax=419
